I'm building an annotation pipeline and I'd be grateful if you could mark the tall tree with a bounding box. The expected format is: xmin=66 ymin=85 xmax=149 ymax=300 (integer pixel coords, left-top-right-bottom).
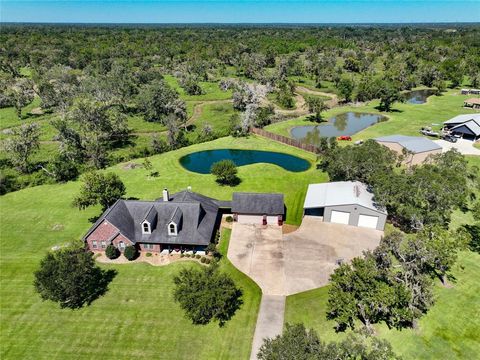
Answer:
xmin=73 ymin=171 xmax=126 ymax=211
xmin=3 ymin=122 xmax=40 ymax=173
xmin=305 ymin=96 xmax=328 ymax=122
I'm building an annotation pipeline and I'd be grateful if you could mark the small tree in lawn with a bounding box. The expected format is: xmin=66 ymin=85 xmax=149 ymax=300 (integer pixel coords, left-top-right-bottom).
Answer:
xmin=34 ymin=245 xmax=116 ymax=309
xmin=173 ymin=264 xmax=243 ymax=326
xmin=305 ymin=96 xmax=328 ymax=122
xmin=338 ymin=77 xmax=355 ymax=102
xmin=105 ymin=244 xmax=120 ymax=259
xmin=123 ymin=245 xmax=138 ymax=261
xmin=211 ymin=160 xmax=239 ymax=186
xmin=378 ymin=82 xmax=402 ymax=112
xmin=73 ymin=171 xmax=126 ymax=211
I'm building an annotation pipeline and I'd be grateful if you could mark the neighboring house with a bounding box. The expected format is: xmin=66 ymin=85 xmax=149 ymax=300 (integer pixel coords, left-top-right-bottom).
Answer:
xmin=443 ymin=114 xmax=480 ymax=141
xmin=375 ymin=135 xmax=442 ymax=165
xmin=84 ymin=189 xmax=285 ymax=254
xmin=463 ymin=98 xmax=480 ymax=110
xmin=303 ymin=181 xmax=387 ymax=231
xmin=232 ymin=192 xmax=284 ymax=225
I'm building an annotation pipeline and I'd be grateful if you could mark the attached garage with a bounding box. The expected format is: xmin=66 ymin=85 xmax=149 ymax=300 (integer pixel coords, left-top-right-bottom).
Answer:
xmin=330 ymin=211 xmax=350 ymax=225
xmin=303 ymin=181 xmax=387 ymax=231
xmin=232 ymin=192 xmax=285 ymax=226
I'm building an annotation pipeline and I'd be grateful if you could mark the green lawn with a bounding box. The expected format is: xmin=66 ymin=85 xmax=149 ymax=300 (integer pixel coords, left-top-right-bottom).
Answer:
xmin=265 ymin=90 xmax=476 ymax=142
xmin=284 ymin=251 xmax=480 ymax=360
xmin=164 ymin=75 xmax=233 ymax=101
xmin=0 ymin=136 xmax=325 ymax=359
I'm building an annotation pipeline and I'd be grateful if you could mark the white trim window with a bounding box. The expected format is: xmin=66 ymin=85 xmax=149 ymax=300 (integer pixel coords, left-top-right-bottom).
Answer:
xmin=101 ymin=241 xmax=106 ymax=249
xmin=118 ymin=241 xmax=126 ymax=250
xmin=168 ymin=222 xmax=177 ymax=236
xmin=92 ymin=240 xmax=98 ymax=249
xmin=144 ymin=243 xmax=154 ymax=250
xmin=142 ymin=221 xmax=151 ymax=234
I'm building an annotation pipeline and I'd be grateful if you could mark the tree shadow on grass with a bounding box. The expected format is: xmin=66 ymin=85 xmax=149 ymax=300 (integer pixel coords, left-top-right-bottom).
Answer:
xmin=83 ymin=267 xmax=118 ymax=307
xmin=215 ymin=176 xmax=242 ymax=187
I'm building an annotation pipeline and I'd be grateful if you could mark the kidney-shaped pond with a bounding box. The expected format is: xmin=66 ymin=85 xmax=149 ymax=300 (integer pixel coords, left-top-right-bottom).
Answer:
xmin=179 ymin=149 xmax=311 ymax=174
xmin=290 ymin=112 xmax=388 ymax=146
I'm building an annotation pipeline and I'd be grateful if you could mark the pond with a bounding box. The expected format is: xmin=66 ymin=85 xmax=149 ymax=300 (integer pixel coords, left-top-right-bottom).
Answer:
xmin=290 ymin=112 xmax=387 ymax=145
xmin=179 ymin=149 xmax=311 ymax=174
xmin=405 ymin=89 xmax=435 ymax=104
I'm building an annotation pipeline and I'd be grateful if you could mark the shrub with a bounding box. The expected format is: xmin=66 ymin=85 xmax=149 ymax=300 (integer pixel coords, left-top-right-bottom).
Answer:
xmin=105 ymin=245 xmax=120 ymax=259
xmin=205 ymin=258 xmax=211 ymax=264
xmin=210 ymin=160 xmax=239 ymax=186
xmin=201 ymin=257 xmax=207 ymax=263
xmin=180 ymin=253 xmax=185 ymax=258
xmin=145 ymin=252 xmax=152 ymax=257
xmin=124 ymin=245 xmax=138 ymax=261
xmin=195 ymin=254 xmax=201 ymax=259
xmin=225 ymin=216 xmax=233 ymax=223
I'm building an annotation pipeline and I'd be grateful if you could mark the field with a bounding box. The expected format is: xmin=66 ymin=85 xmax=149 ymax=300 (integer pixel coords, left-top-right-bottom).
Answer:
xmin=284 ymin=251 xmax=480 ymax=360
xmin=0 ymin=136 xmax=325 ymax=359
xmin=265 ymin=89 xmax=476 ymax=142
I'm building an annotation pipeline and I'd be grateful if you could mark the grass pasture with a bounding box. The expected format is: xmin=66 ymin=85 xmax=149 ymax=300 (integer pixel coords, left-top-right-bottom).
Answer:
xmin=0 ymin=136 xmax=324 ymax=359
xmin=284 ymin=251 xmax=480 ymax=360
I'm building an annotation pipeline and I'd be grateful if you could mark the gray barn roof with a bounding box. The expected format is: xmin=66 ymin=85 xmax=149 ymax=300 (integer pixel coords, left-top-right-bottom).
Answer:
xmin=304 ymin=181 xmax=386 ymax=214
xmin=444 ymin=114 xmax=480 ymax=126
xmin=375 ymin=135 xmax=441 ymax=153
xmin=231 ymin=192 xmax=285 ymax=215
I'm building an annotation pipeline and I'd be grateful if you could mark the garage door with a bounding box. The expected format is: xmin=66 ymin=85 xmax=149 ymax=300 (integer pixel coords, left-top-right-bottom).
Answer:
xmin=357 ymin=214 xmax=379 ymax=229
xmin=330 ymin=211 xmax=350 ymax=225
xmin=267 ymin=216 xmax=279 ymax=225
xmin=237 ymin=214 xmax=264 ymax=224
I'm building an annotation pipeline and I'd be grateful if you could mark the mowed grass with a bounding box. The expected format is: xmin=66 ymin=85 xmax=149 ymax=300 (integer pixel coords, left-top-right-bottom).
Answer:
xmin=164 ymin=75 xmax=233 ymax=101
xmin=0 ymin=136 xmax=325 ymax=359
xmin=284 ymin=251 xmax=480 ymax=359
xmin=265 ymin=90 xmax=477 ymax=142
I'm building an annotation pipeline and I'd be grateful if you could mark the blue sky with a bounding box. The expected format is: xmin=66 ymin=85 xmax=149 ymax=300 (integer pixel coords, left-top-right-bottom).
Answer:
xmin=1 ymin=1 xmax=479 ymax=23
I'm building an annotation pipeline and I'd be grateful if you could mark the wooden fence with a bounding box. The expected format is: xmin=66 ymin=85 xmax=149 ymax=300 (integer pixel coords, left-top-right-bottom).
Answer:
xmin=250 ymin=127 xmax=320 ymax=154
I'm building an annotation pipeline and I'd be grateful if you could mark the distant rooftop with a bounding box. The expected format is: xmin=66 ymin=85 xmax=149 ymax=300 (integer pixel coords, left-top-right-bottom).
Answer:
xmin=375 ymin=135 xmax=441 ymax=153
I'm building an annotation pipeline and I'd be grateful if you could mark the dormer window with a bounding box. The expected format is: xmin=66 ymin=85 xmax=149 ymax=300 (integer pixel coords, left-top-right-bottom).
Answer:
xmin=142 ymin=221 xmax=151 ymax=234
xmin=168 ymin=222 xmax=177 ymax=236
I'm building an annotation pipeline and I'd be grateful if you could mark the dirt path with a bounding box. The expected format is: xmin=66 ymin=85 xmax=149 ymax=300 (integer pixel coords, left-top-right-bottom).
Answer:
xmin=296 ymin=86 xmax=338 ymax=108
xmin=186 ymin=99 xmax=232 ymax=126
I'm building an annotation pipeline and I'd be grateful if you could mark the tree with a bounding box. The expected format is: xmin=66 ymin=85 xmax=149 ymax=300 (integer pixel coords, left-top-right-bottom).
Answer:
xmin=137 ymin=80 xmax=186 ymax=124
xmin=73 ymin=171 xmax=126 ymax=211
xmin=305 ymin=96 xmax=328 ymax=122
xmin=6 ymin=78 xmax=34 ymax=119
xmin=34 ymin=246 xmax=116 ymax=309
xmin=321 ymin=140 xmax=397 ymax=186
xmin=123 ymin=245 xmax=138 ymax=261
xmin=3 ymin=122 xmax=40 ymax=173
xmin=338 ymin=77 xmax=355 ymax=102
xmin=105 ymin=244 xmax=120 ymax=259
xmin=151 ymin=133 xmax=170 ymax=154
xmin=210 ymin=160 xmax=239 ymax=186
xmin=65 ymin=99 xmax=131 ymax=168
xmin=258 ymin=323 xmax=400 ymax=360
xmin=378 ymin=82 xmax=402 ymax=112
xmin=173 ymin=265 xmax=243 ymax=326
xmin=327 ymin=255 xmax=412 ymax=331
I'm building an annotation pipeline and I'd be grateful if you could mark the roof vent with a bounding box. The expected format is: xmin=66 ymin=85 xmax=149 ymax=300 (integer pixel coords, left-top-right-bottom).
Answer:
xmin=163 ymin=188 xmax=169 ymax=202
xmin=354 ymin=185 xmax=360 ymax=198
xmin=187 ymin=186 xmax=192 ymax=192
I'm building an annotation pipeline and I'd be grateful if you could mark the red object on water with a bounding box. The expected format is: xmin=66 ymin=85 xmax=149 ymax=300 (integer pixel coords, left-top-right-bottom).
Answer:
xmin=337 ymin=136 xmax=352 ymax=141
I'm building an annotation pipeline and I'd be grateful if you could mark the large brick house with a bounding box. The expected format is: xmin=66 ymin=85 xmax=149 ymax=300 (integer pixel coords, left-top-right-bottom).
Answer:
xmin=84 ymin=189 xmax=284 ymax=254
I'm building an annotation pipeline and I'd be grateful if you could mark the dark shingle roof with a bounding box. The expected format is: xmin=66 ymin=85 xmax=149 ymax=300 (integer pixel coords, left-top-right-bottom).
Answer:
xmin=231 ymin=192 xmax=284 ymax=215
xmin=84 ymin=190 xmax=219 ymax=246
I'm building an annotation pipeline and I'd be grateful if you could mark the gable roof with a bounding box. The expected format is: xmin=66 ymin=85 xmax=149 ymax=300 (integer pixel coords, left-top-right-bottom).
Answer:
xmin=304 ymin=181 xmax=386 ymax=214
xmin=84 ymin=190 xmax=219 ymax=246
xmin=450 ymin=120 xmax=480 ymax=136
xmin=375 ymin=135 xmax=441 ymax=153
xmin=465 ymin=98 xmax=480 ymax=105
xmin=231 ymin=192 xmax=284 ymax=215
xmin=444 ymin=114 xmax=480 ymax=126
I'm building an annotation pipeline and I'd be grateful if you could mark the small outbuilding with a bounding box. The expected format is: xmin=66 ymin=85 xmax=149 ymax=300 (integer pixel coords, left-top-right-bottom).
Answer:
xmin=232 ymin=192 xmax=284 ymax=225
xmin=443 ymin=114 xmax=480 ymax=141
xmin=303 ymin=181 xmax=387 ymax=231
xmin=464 ymin=98 xmax=480 ymax=110
xmin=375 ymin=135 xmax=442 ymax=165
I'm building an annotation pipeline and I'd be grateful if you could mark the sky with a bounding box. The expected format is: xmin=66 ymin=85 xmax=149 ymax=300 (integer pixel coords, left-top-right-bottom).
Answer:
xmin=1 ymin=1 xmax=479 ymax=24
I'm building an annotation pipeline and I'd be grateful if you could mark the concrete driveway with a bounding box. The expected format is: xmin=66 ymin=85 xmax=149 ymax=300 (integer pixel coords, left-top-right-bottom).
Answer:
xmin=434 ymin=138 xmax=480 ymax=155
xmin=227 ymin=216 xmax=383 ymax=296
